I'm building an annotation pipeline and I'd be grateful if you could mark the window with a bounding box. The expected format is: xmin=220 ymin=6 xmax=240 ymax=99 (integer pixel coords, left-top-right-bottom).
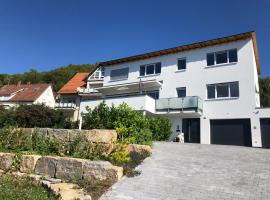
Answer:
xmin=140 ymin=62 xmax=161 ymax=76
xmin=230 ymin=82 xmax=239 ymax=97
xmin=229 ymin=49 xmax=238 ymax=63
xmin=177 ymin=87 xmax=186 ymax=98
xmin=207 ymin=85 xmax=215 ymax=99
xmin=110 ymin=67 xmax=129 ymax=81
xmin=207 ymin=82 xmax=239 ymax=99
xmin=216 ymin=51 xmax=228 ymax=64
xmin=207 ymin=53 xmax=215 ymax=66
xmin=216 ymin=83 xmax=229 ymax=98
xmin=145 ymin=90 xmax=159 ymax=99
xmin=177 ymin=58 xmax=186 ymax=70
xmin=207 ymin=49 xmax=238 ymax=66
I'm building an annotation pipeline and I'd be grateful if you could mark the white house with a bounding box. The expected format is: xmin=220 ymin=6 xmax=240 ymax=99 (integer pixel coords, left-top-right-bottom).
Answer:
xmin=77 ymin=31 xmax=270 ymax=148
xmin=0 ymin=83 xmax=55 ymax=108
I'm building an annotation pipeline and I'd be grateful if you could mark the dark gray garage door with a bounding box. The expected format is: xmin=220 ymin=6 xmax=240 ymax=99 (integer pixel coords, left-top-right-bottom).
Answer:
xmin=261 ymin=118 xmax=270 ymax=148
xmin=210 ymin=119 xmax=252 ymax=147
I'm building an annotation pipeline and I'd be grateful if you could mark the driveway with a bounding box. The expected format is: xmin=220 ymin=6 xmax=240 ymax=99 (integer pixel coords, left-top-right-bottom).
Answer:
xmin=101 ymin=142 xmax=270 ymax=200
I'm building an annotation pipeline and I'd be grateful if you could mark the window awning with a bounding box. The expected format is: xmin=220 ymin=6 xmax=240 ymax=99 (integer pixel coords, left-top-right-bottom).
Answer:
xmin=95 ymin=79 xmax=162 ymax=95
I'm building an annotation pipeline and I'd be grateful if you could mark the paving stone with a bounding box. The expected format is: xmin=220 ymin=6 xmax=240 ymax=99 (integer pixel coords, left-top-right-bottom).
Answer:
xmin=101 ymin=142 xmax=270 ymax=200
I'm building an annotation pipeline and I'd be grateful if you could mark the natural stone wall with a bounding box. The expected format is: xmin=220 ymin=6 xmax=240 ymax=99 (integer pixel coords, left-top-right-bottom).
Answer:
xmin=19 ymin=128 xmax=117 ymax=144
xmin=0 ymin=152 xmax=15 ymax=171
xmin=18 ymin=128 xmax=117 ymax=154
xmin=20 ymin=155 xmax=41 ymax=173
xmin=127 ymin=144 xmax=152 ymax=157
xmin=0 ymin=152 xmax=123 ymax=184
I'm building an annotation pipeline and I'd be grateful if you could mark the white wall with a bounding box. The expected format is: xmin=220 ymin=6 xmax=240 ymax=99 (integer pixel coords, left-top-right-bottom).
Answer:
xmin=34 ymin=86 xmax=55 ymax=108
xmin=100 ymin=38 xmax=261 ymax=146
xmin=80 ymin=95 xmax=155 ymax=114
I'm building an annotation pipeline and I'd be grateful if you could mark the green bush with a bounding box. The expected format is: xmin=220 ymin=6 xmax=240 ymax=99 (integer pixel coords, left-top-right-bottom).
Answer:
xmin=147 ymin=117 xmax=172 ymax=141
xmin=0 ymin=128 xmax=105 ymax=160
xmin=0 ymin=104 xmax=78 ymax=129
xmin=82 ymin=101 xmax=172 ymax=144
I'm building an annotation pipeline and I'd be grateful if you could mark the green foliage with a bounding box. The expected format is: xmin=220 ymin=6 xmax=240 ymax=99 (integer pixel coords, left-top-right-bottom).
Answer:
xmin=0 ymin=174 xmax=58 ymax=200
xmin=82 ymin=102 xmax=172 ymax=144
xmin=0 ymin=128 xmax=105 ymax=160
xmin=0 ymin=64 xmax=94 ymax=91
xmin=0 ymin=104 xmax=77 ymax=129
xmin=109 ymin=143 xmax=131 ymax=166
xmin=259 ymin=77 xmax=270 ymax=107
xmin=148 ymin=116 xmax=172 ymax=141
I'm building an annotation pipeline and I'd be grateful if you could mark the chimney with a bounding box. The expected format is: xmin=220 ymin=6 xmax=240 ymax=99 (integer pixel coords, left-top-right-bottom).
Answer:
xmin=17 ymin=81 xmax=21 ymax=86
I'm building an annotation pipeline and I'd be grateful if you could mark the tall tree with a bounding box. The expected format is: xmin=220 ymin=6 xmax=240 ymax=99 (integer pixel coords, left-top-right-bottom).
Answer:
xmin=259 ymin=77 xmax=270 ymax=107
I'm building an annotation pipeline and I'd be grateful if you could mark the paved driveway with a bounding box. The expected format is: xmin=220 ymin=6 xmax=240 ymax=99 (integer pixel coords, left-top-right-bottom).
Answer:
xmin=101 ymin=142 xmax=270 ymax=200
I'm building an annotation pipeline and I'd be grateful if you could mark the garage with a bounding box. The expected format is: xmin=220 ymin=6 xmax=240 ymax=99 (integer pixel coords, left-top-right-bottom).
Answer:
xmin=260 ymin=118 xmax=270 ymax=148
xmin=210 ymin=119 xmax=252 ymax=147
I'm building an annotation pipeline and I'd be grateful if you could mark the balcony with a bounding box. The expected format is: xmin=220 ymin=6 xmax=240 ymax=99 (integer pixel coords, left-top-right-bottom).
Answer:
xmin=80 ymin=95 xmax=156 ymax=114
xmin=156 ymin=96 xmax=203 ymax=115
xmin=78 ymin=88 xmax=99 ymax=94
xmin=55 ymin=102 xmax=77 ymax=109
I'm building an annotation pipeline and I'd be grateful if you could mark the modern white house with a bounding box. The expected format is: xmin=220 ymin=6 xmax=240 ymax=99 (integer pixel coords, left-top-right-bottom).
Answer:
xmin=73 ymin=31 xmax=270 ymax=148
xmin=0 ymin=83 xmax=55 ymax=108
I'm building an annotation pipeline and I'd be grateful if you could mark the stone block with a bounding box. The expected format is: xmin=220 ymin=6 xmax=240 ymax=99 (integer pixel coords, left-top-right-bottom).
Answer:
xmin=0 ymin=152 xmax=15 ymax=171
xmin=55 ymin=157 xmax=84 ymax=181
xmin=20 ymin=155 xmax=41 ymax=173
xmin=83 ymin=161 xmax=123 ymax=184
xmin=35 ymin=156 xmax=59 ymax=178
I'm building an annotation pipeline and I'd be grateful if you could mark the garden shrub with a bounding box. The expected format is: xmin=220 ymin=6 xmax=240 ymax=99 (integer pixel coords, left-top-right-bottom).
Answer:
xmin=0 ymin=104 xmax=78 ymax=129
xmin=82 ymin=101 xmax=172 ymax=144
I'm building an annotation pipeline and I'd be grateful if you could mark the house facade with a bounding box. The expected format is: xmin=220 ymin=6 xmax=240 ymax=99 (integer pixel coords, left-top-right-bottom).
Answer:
xmin=0 ymin=83 xmax=55 ymax=108
xmin=76 ymin=31 xmax=269 ymax=148
xmin=57 ymin=70 xmax=103 ymax=121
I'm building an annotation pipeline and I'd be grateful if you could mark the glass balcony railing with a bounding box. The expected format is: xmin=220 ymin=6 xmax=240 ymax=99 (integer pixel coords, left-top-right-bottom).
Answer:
xmin=55 ymin=102 xmax=77 ymax=109
xmin=155 ymin=96 xmax=203 ymax=112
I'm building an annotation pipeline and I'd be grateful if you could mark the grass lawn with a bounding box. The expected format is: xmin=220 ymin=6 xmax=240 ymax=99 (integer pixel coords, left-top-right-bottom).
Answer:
xmin=0 ymin=174 xmax=58 ymax=200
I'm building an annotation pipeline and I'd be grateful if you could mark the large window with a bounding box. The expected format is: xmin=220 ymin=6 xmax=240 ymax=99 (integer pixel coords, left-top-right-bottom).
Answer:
xmin=140 ymin=62 xmax=161 ymax=76
xmin=177 ymin=58 xmax=186 ymax=70
xmin=145 ymin=90 xmax=159 ymax=99
xmin=177 ymin=87 xmax=186 ymax=98
xmin=110 ymin=67 xmax=129 ymax=81
xmin=207 ymin=82 xmax=239 ymax=99
xmin=207 ymin=49 xmax=238 ymax=66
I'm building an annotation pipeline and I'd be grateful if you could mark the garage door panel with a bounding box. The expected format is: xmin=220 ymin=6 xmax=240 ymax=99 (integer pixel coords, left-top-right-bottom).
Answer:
xmin=261 ymin=118 xmax=270 ymax=148
xmin=210 ymin=119 xmax=252 ymax=147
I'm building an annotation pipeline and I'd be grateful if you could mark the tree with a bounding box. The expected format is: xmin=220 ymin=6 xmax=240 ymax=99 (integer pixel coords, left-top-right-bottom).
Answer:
xmin=259 ymin=77 xmax=270 ymax=107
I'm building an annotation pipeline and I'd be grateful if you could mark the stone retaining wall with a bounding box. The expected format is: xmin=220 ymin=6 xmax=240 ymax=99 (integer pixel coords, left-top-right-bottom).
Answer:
xmin=16 ymin=128 xmax=117 ymax=154
xmin=0 ymin=153 xmax=123 ymax=184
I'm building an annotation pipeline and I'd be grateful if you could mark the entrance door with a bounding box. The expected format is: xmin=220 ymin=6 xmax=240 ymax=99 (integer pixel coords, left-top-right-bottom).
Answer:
xmin=182 ymin=118 xmax=200 ymax=143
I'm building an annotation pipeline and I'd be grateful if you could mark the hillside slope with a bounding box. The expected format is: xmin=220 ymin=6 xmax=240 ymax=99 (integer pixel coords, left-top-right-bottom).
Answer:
xmin=0 ymin=64 xmax=94 ymax=91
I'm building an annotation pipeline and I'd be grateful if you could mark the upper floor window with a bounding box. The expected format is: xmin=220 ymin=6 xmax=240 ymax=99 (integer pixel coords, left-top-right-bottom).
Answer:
xmin=110 ymin=67 xmax=129 ymax=81
xmin=140 ymin=62 xmax=161 ymax=76
xmin=207 ymin=82 xmax=239 ymax=99
xmin=177 ymin=58 xmax=186 ymax=70
xmin=89 ymin=67 xmax=104 ymax=80
xmin=207 ymin=49 xmax=238 ymax=66
xmin=177 ymin=87 xmax=186 ymax=98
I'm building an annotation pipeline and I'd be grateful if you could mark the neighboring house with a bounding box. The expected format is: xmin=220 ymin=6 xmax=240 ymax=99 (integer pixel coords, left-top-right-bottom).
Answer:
xmin=68 ymin=31 xmax=270 ymax=148
xmin=57 ymin=70 xmax=102 ymax=121
xmin=0 ymin=83 xmax=55 ymax=108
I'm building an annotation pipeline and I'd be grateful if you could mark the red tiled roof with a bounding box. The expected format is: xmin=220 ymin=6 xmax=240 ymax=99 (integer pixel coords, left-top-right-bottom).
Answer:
xmin=0 ymin=84 xmax=51 ymax=102
xmin=57 ymin=73 xmax=89 ymax=94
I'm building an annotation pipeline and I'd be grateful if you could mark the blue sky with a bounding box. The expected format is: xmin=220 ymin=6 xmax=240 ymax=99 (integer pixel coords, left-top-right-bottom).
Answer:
xmin=0 ymin=0 xmax=269 ymax=77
